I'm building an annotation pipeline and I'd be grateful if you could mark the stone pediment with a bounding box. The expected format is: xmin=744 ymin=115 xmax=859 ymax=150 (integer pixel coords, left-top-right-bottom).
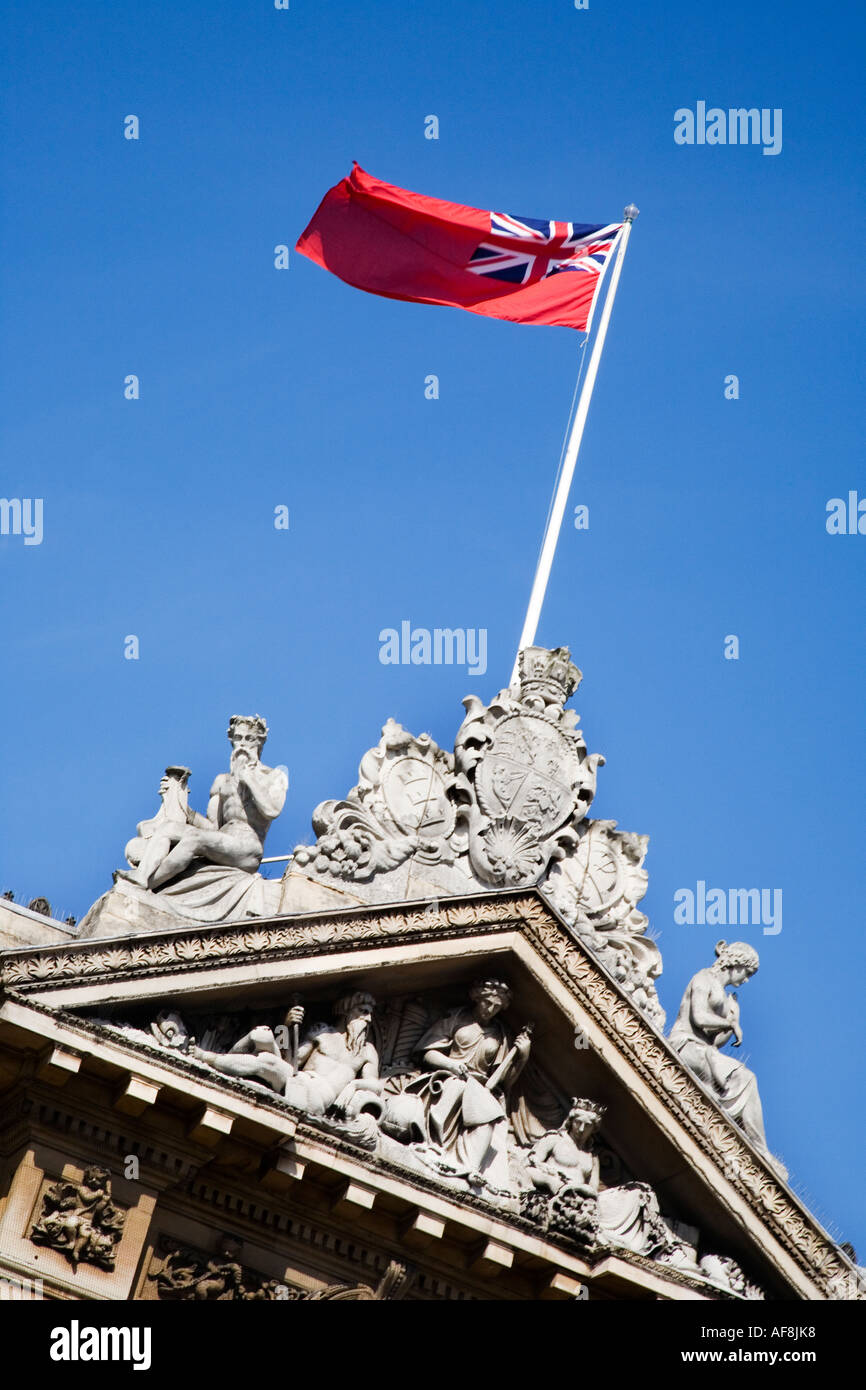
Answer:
xmin=4 ymin=651 xmax=860 ymax=1303
xmin=1 ymin=889 xmax=856 ymax=1302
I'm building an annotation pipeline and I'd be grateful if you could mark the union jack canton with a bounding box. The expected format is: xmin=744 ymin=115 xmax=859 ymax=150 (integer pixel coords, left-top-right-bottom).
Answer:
xmin=468 ymin=211 xmax=622 ymax=286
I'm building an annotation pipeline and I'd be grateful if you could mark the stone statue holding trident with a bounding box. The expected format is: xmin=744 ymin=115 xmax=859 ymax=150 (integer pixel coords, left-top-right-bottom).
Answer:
xmin=119 ymin=715 xmax=287 ymax=891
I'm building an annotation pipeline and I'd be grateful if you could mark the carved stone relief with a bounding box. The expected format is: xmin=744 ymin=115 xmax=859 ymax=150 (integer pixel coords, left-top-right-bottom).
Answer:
xmin=147 ymin=1235 xmax=410 ymax=1301
xmin=286 ymin=648 xmax=664 ymax=1023
xmin=95 ymin=983 xmax=763 ymax=1298
xmin=29 ymin=1165 xmax=126 ymax=1270
xmin=540 ymin=819 xmax=664 ymax=1028
xmin=69 ymin=649 xmax=665 ymax=1022
xmin=451 ymin=647 xmax=602 ymax=888
xmin=8 ymin=891 xmax=856 ymax=1299
xmin=698 ymin=1253 xmax=766 ymax=1300
xmin=293 ymin=720 xmax=458 ymax=883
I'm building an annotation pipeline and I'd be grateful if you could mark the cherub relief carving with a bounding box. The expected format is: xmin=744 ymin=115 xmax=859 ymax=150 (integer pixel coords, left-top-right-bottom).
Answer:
xmin=30 ymin=1165 xmax=126 ymax=1270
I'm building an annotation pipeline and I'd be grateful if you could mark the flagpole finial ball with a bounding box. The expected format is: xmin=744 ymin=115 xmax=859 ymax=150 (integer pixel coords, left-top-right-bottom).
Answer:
xmin=623 ymin=204 xmax=639 ymax=222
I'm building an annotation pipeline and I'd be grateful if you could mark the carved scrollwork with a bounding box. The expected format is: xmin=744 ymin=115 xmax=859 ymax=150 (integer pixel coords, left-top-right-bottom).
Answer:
xmin=452 ymin=649 xmax=603 ymax=890
xmin=293 ymin=720 xmax=458 ymax=882
xmin=541 ymin=819 xmax=665 ymax=1027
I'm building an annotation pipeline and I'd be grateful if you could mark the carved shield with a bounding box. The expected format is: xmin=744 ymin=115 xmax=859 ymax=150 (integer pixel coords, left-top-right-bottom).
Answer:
xmin=381 ymin=757 xmax=455 ymax=839
xmin=568 ymin=831 xmax=623 ymax=916
xmin=475 ymin=714 xmax=582 ymax=837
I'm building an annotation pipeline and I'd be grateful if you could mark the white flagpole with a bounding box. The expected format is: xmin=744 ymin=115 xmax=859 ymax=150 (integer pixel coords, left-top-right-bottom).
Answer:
xmin=509 ymin=203 xmax=639 ymax=687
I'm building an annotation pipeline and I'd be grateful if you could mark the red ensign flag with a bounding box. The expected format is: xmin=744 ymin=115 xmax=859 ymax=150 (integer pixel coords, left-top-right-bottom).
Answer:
xmin=295 ymin=164 xmax=622 ymax=331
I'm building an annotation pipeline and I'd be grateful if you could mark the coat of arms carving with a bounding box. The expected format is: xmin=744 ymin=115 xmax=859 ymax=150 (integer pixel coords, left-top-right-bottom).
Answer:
xmin=454 ymin=647 xmax=603 ymax=888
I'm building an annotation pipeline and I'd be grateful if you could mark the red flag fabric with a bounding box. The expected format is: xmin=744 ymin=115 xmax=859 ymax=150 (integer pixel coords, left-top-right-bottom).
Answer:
xmin=295 ymin=164 xmax=622 ymax=331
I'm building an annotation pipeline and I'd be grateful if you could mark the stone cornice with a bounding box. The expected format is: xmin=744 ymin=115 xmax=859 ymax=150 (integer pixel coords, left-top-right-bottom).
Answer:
xmin=0 ymin=892 xmax=516 ymax=993
xmin=0 ymin=888 xmax=856 ymax=1299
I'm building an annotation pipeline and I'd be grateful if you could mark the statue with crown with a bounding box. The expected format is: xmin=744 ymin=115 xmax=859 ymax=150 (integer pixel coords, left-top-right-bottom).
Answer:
xmin=80 ymin=713 xmax=288 ymax=934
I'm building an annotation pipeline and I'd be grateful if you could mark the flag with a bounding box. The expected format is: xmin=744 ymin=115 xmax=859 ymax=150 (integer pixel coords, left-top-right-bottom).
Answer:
xmin=295 ymin=164 xmax=622 ymax=331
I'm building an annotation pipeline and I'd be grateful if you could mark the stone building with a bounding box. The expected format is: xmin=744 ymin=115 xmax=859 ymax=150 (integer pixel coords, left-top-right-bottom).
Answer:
xmin=0 ymin=648 xmax=860 ymax=1302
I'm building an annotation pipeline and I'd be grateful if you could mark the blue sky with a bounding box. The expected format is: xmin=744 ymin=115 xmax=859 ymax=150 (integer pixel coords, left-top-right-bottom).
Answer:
xmin=1 ymin=1 xmax=864 ymax=1257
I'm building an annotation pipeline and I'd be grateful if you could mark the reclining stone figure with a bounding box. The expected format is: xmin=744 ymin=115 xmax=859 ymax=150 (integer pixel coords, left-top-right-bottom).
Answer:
xmin=118 ymin=715 xmax=286 ymax=892
xmin=189 ymin=992 xmax=384 ymax=1118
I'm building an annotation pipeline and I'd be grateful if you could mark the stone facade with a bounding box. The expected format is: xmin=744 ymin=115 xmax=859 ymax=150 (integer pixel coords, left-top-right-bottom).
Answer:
xmin=0 ymin=653 xmax=862 ymax=1302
